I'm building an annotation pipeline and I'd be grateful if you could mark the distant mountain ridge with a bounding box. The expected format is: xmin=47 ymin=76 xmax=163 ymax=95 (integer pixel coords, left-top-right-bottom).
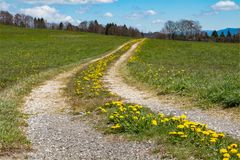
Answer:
xmin=205 ymin=28 xmax=240 ymax=36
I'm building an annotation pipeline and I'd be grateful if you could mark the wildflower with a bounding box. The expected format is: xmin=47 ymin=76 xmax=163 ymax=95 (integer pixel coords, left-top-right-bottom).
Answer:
xmin=229 ymin=149 xmax=238 ymax=154
xmin=151 ymin=119 xmax=158 ymax=126
xmin=99 ymin=107 xmax=107 ymax=113
xmin=136 ymin=111 xmax=141 ymax=115
xmin=218 ymin=133 xmax=225 ymax=138
xmin=161 ymin=118 xmax=170 ymax=123
xmin=119 ymin=115 xmax=124 ymax=119
xmin=111 ymin=124 xmax=121 ymax=129
xmin=230 ymin=144 xmax=238 ymax=149
xmin=223 ymin=158 xmax=229 ymax=160
xmin=171 ymin=117 xmax=179 ymax=121
xmin=237 ymin=153 xmax=240 ymax=158
xmin=180 ymin=114 xmax=187 ymax=119
xmin=109 ymin=115 xmax=114 ymax=120
xmin=220 ymin=149 xmax=228 ymax=154
xmin=223 ymin=153 xmax=230 ymax=158
xmin=158 ymin=113 xmax=165 ymax=118
xmin=210 ymin=138 xmax=217 ymax=143
xmin=180 ymin=135 xmax=188 ymax=138
xmin=202 ymin=131 xmax=210 ymax=135
xmin=177 ymin=132 xmax=184 ymax=135
xmin=212 ymin=133 xmax=219 ymax=138
xmin=177 ymin=125 xmax=185 ymax=129
xmin=196 ymin=128 xmax=202 ymax=133
xmin=169 ymin=132 xmax=177 ymax=135
xmin=133 ymin=116 xmax=138 ymax=121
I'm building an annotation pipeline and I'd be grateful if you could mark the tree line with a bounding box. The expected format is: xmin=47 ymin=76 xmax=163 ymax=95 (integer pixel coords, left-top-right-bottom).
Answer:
xmin=0 ymin=10 xmax=239 ymax=42
xmin=146 ymin=20 xmax=239 ymax=43
xmin=0 ymin=11 xmax=142 ymax=37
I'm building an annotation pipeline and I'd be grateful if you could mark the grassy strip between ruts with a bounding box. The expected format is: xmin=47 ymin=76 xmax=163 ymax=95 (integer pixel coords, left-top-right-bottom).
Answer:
xmin=67 ymin=39 xmax=141 ymax=113
xmin=126 ymin=39 xmax=240 ymax=109
xmin=68 ymin=39 xmax=240 ymax=160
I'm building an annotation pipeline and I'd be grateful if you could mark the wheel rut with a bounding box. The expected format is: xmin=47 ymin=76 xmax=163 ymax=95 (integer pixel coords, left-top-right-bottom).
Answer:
xmin=23 ymin=42 xmax=161 ymax=160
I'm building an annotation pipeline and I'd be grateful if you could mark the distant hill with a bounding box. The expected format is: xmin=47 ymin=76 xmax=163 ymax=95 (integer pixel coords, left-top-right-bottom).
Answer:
xmin=205 ymin=28 xmax=240 ymax=36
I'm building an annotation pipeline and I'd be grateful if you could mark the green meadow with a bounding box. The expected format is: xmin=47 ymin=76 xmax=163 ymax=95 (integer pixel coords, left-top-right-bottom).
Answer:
xmin=0 ymin=24 xmax=130 ymax=152
xmin=127 ymin=39 xmax=240 ymax=108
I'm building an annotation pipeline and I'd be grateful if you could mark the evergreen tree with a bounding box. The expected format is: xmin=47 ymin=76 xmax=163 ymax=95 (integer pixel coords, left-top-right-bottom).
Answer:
xmin=211 ymin=30 xmax=218 ymax=38
xmin=59 ymin=22 xmax=63 ymax=30
xmin=227 ymin=30 xmax=232 ymax=38
xmin=220 ymin=32 xmax=225 ymax=38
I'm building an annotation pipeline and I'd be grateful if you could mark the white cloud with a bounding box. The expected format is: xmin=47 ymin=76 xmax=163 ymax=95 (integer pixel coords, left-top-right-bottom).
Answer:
xmin=145 ymin=10 xmax=157 ymax=16
xmin=152 ymin=19 xmax=164 ymax=24
xmin=211 ymin=0 xmax=240 ymax=11
xmin=76 ymin=6 xmax=91 ymax=14
xmin=104 ymin=12 xmax=113 ymax=17
xmin=0 ymin=1 xmax=10 ymax=11
xmin=20 ymin=5 xmax=74 ymax=23
xmin=126 ymin=9 xmax=158 ymax=20
xmin=23 ymin=0 xmax=115 ymax=4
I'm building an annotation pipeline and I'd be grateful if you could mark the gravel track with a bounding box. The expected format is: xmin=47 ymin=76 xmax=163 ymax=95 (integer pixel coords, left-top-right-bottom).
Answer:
xmin=104 ymin=40 xmax=240 ymax=139
xmin=22 ymin=42 xmax=163 ymax=160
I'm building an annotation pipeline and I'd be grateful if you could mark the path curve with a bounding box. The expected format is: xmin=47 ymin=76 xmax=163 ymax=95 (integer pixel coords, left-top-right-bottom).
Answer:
xmin=104 ymin=40 xmax=240 ymax=139
xmin=23 ymin=41 xmax=162 ymax=160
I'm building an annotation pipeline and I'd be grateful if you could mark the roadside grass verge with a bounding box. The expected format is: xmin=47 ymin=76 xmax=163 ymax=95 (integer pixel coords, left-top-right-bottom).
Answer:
xmin=126 ymin=39 xmax=240 ymax=109
xmin=0 ymin=24 xmax=130 ymax=154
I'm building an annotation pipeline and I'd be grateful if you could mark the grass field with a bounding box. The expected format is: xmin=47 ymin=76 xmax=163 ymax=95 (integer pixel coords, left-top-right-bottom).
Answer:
xmin=127 ymin=39 xmax=240 ymax=108
xmin=0 ymin=24 xmax=130 ymax=152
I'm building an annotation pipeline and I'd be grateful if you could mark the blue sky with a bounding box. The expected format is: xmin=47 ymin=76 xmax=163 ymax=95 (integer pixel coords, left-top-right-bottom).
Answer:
xmin=1 ymin=0 xmax=239 ymax=32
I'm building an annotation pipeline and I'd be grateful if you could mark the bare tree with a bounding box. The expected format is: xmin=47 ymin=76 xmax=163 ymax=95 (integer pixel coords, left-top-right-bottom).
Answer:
xmin=162 ymin=20 xmax=177 ymax=39
xmin=79 ymin=21 xmax=88 ymax=31
xmin=0 ymin=11 xmax=13 ymax=25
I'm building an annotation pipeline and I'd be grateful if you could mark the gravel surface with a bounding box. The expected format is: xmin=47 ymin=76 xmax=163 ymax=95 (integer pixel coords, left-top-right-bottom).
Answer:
xmin=104 ymin=40 xmax=240 ymax=140
xmin=22 ymin=42 xmax=165 ymax=160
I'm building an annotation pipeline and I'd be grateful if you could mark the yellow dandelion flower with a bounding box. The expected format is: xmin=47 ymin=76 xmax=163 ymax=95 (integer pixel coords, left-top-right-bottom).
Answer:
xmin=133 ymin=116 xmax=138 ymax=121
xmin=119 ymin=116 xmax=124 ymax=119
xmin=202 ymin=131 xmax=210 ymax=135
xmin=220 ymin=149 xmax=228 ymax=154
xmin=230 ymin=149 xmax=238 ymax=154
xmin=169 ymin=132 xmax=177 ymax=135
xmin=177 ymin=132 xmax=184 ymax=135
xmin=230 ymin=144 xmax=238 ymax=149
xmin=151 ymin=119 xmax=158 ymax=126
xmin=158 ymin=113 xmax=165 ymax=118
xmin=212 ymin=133 xmax=219 ymax=138
xmin=223 ymin=153 xmax=230 ymax=158
xmin=237 ymin=153 xmax=240 ymax=158
xmin=177 ymin=125 xmax=185 ymax=129
xmin=180 ymin=135 xmax=188 ymax=138
xmin=136 ymin=111 xmax=141 ymax=115
xmin=111 ymin=123 xmax=121 ymax=129
xmin=196 ymin=128 xmax=202 ymax=133
xmin=109 ymin=115 xmax=114 ymax=120
xmin=180 ymin=114 xmax=187 ymax=119
xmin=210 ymin=138 xmax=217 ymax=143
